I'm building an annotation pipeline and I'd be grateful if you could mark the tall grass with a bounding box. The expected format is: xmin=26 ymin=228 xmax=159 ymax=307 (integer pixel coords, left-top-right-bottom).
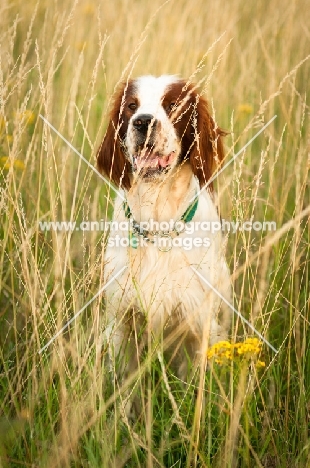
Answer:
xmin=0 ymin=0 xmax=309 ymax=466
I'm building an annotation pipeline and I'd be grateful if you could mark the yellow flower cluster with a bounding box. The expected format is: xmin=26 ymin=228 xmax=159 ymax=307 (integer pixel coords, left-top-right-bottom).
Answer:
xmin=207 ymin=338 xmax=265 ymax=367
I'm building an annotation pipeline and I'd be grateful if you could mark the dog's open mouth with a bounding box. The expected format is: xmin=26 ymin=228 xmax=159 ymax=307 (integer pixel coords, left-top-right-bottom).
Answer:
xmin=133 ymin=149 xmax=177 ymax=177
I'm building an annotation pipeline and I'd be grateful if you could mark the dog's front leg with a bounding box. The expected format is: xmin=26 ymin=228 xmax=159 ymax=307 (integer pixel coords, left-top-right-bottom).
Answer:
xmin=107 ymin=313 xmax=145 ymax=420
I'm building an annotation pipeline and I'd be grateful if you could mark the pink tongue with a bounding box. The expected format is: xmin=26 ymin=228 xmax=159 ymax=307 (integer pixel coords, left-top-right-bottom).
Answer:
xmin=136 ymin=152 xmax=176 ymax=171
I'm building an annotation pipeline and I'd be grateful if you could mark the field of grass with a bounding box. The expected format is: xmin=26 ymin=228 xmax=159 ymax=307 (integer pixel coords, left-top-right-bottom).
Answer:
xmin=0 ymin=0 xmax=309 ymax=466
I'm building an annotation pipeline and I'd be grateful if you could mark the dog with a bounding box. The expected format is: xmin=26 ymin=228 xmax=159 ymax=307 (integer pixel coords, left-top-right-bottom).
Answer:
xmin=97 ymin=75 xmax=231 ymax=414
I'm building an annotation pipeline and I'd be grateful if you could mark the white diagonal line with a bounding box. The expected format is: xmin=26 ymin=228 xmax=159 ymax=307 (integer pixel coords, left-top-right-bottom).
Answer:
xmin=39 ymin=114 xmax=125 ymax=201
xmin=38 ymin=266 xmax=127 ymax=354
xmin=189 ymin=115 xmax=277 ymax=203
xmin=191 ymin=266 xmax=278 ymax=354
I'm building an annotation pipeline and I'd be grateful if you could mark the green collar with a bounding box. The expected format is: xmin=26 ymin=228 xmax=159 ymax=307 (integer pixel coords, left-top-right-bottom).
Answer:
xmin=179 ymin=197 xmax=199 ymax=224
xmin=123 ymin=196 xmax=198 ymax=225
xmin=123 ymin=195 xmax=198 ymax=250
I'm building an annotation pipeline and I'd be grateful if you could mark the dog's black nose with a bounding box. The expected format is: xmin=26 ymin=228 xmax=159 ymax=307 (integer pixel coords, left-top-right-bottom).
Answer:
xmin=133 ymin=114 xmax=157 ymax=133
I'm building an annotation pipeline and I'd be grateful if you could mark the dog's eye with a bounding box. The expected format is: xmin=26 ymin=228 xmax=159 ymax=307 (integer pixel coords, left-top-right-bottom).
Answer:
xmin=169 ymin=102 xmax=176 ymax=111
xmin=128 ymin=103 xmax=137 ymax=111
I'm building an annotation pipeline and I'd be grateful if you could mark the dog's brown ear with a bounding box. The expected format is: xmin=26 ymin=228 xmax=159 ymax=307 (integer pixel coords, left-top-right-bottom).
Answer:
xmin=97 ymin=120 xmax=131 ymax=190
xmin=189 ymin=94 xmax=226 ymax=190
xmin=97 ymin=84 xmax=132 ymax=190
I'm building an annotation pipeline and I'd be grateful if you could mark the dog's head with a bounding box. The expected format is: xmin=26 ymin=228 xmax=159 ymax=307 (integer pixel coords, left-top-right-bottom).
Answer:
xmin=97 ymin=75 xmax=226 ymax=190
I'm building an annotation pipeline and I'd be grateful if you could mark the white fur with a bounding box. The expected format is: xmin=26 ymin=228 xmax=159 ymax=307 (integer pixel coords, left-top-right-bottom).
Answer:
xmin=104 ymin=170 xmax=231 ymax=378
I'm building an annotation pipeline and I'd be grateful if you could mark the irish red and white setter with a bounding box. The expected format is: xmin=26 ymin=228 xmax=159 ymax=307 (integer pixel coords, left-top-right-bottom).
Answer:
xmin=97 ymin=75 xmax=231 ymax=413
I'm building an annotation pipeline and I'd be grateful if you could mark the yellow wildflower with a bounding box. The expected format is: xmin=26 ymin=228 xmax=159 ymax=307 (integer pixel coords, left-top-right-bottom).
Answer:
xmin=0 ymin=156 xmax=25 ymax=171
xmin=215 ymin=358 xmax=224 ymax=365
xmin=257 ymin=361 xmax=266 ymax=368
xmin=15 ymin=110 xmax=35 ymax=125
xmin=237 ymin=104 xmax=254 ymax=115
xmin=236 ymin=337 xmax=262 ymax=355
xmin=207 ymin=340 xmax=232 ymax=359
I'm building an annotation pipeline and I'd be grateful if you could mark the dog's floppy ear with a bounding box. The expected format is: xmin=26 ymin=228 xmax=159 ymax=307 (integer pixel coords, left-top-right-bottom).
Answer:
xmin=189 ymin=94 xmax=226 ymax=190
xmin=97 ymin=84 xmax=132 ymax=190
